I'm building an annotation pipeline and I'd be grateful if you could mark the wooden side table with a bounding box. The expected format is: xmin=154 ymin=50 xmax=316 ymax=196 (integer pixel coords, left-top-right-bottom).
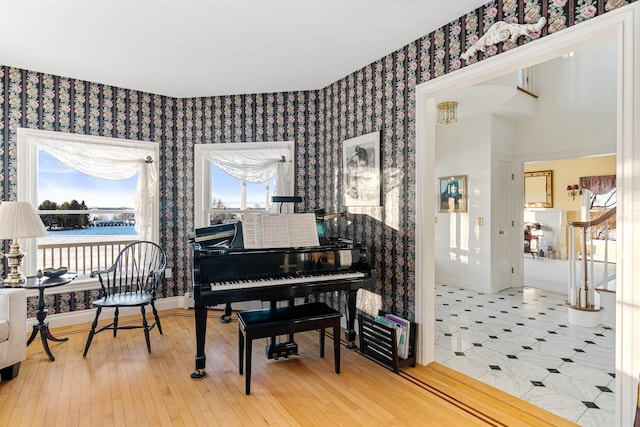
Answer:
xmin=20 ymin=274 xmax=77 ymax=361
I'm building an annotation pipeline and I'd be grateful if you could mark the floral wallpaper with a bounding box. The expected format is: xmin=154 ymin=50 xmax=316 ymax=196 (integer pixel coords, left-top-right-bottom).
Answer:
xmin=0 ymin=0 xmax=635 ymax=319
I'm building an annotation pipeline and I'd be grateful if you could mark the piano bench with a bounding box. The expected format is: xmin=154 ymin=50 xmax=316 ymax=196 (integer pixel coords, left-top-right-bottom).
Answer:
xmin=237 ymin=302 xmax=342 ymax=395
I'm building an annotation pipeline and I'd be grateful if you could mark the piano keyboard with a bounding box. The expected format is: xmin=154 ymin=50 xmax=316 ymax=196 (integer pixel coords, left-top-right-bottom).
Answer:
xmin=210 ymin=271 xmax=366 ymax=291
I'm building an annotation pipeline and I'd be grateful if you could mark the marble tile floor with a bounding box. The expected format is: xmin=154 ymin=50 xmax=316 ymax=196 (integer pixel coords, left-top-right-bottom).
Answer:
xmin=435 ymin=284 xmax=615 ymax=426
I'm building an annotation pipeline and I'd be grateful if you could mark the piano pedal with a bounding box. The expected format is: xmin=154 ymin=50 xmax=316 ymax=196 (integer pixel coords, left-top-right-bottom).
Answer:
xmin=266 ymin=342 xmax=299 ymax=360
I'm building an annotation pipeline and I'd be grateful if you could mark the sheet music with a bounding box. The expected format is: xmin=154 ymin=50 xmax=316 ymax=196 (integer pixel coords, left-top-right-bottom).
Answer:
xmin=260 ymin=214 xmax=292 ymax=248
xmin=241 ymin=214 xmax=263 ymax=249
xmin=287 ymin=213 xmax=320 ymax=247
xmin=241 ymin=213 xmax=319 ymax=249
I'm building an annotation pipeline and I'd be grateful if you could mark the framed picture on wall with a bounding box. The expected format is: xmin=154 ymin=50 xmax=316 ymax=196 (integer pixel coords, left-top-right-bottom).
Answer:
xmin=342 ymin=131 xmax=381 ymax=207
xmin=438 ymin=175 xmax=467 ymax=213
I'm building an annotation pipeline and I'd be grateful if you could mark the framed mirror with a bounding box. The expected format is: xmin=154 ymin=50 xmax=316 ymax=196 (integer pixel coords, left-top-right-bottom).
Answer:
xmin=524 ymin=170 xmax=552 ymax=208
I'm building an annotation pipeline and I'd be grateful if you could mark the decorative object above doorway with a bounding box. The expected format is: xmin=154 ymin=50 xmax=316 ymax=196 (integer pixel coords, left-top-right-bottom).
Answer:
xmin=342 ymin=131 xmax=381 ymax=207
xmin=461 ymin=17 xmax=547 ymax=63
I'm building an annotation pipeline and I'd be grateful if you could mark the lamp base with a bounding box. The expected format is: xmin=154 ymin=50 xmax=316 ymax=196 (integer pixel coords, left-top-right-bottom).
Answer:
xmin=3 ymin=241 xmax=26 ymax=286
xmin=3 ymin=271 xmax=27 ymax=286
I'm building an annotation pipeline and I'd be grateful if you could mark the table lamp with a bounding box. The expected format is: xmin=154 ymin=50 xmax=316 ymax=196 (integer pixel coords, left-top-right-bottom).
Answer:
xmin=0 ymin=201 xmax=48 ymax=286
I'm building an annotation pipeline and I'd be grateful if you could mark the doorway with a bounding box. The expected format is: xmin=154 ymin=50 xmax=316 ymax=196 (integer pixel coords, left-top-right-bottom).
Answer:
xmin=414 ymin=5 xmax=639 ymax=425
xmin=522 ymin=156 xmax=617 ymax=295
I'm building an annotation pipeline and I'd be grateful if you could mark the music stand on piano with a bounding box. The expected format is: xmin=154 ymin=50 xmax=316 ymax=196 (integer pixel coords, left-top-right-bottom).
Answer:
xmin=271 ymin=196 xmax=303 ymax=213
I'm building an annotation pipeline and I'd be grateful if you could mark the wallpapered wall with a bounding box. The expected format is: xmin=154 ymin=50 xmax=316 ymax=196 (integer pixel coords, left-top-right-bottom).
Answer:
xmin=0 ymin=0 xmax=634 ymax=319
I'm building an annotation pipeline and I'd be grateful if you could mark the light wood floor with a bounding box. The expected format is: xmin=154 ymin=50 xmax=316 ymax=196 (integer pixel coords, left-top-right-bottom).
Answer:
xmin=0 ymin=309 xmax=577 ymax=426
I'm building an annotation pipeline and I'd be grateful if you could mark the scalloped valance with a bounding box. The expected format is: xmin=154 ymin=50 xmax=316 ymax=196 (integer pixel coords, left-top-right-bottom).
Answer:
xmin=579 ymin=175 xmax=616 ymax=195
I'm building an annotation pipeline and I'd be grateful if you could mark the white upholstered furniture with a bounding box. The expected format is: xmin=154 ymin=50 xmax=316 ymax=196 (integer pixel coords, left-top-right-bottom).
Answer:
xmin=0 ymin=288 xmax=27 ymax=381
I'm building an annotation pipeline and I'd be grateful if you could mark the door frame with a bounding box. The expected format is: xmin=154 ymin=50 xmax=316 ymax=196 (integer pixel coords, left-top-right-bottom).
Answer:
xmin=414 ymin=5 xmax=639 ymax=424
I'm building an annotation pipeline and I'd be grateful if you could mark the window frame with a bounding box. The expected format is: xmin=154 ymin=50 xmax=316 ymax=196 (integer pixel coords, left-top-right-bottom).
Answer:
xmin=194 ymin=141 xmax=294 ymax=228
xmin=17 ymin=128 xmax=160 ymax=278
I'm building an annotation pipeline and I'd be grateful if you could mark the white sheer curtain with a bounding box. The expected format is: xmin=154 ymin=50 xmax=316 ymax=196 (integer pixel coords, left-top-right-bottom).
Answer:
xmin=29 ymin=136 xmax=157 ymax=241
xmin=200 ymin=143 xmax=294 ymax=213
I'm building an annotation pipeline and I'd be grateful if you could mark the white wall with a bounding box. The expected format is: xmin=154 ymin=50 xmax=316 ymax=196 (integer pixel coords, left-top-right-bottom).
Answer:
xmin=516 ymin=38 xmax=617 ymax=159
xmin=491 ymin=115 xmax=518 ymax=157
xmin=435 ymin=114 xmax=517 ymax=294
xmin=435 ymin=116 xmax=492 ymax=292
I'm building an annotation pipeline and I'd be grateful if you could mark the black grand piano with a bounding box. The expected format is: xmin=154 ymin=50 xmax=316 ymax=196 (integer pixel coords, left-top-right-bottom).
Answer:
xmin=189 ymin=221 xmax=375 ymax=379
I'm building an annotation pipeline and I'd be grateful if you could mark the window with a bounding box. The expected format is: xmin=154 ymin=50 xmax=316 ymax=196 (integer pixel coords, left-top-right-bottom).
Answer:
xmin=17 ymin=128 xmax=159 ymax=278
xmin=38 ymin=150 xmax=138 ymax=229
xmin=589 ymin=188 xmax=617 ymax=211
xmin=208 ymin=164 xmax=275 ymax=224
xmin=194 ymin=142 xmax=294 ymax=228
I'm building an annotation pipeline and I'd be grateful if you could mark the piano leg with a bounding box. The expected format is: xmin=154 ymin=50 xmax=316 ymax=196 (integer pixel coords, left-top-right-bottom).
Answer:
xmin=286 ymin=299 xmax=295 ymax=349
xmin=191 ymin=304 xmax=208 ymax=379
xmin=220 ymin=303 xmax=232 ymax=323
xmin=269 ymin=300 xmax=277 ymax=352
xmin=345 ymin=289 xmax=358 ymax=349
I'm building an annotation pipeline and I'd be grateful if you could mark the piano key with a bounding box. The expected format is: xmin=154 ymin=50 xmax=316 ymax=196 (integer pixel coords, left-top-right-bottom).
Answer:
xmin=209 ymin=271 xmax=366 ymax=291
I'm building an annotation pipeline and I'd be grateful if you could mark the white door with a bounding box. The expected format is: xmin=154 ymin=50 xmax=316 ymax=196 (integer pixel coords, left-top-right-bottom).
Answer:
xmin=495 ymin=160 xmax=514 ymax=290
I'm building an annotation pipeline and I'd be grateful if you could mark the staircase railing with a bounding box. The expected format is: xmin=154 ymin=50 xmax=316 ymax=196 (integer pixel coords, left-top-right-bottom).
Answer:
xmin=567 ymin=207 xmax=616 ymax=310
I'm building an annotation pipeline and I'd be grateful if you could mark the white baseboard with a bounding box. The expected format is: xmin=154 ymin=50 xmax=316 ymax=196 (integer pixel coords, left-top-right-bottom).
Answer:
xmin=27 ymin=296 xmax=185 ymax=329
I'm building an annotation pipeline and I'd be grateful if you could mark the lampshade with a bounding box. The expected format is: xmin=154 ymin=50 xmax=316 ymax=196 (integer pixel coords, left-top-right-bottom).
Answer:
xmin=0 ymin=201 xmax=48 ymax=239
xmin=437 ymin=101 xmax=458 ymax=125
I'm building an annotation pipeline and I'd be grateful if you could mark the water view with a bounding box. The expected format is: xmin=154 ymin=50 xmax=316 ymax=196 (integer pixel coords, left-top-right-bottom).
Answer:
xmin=40 ymin=225 xmax=138 ymax=244
xmin=47 ymin=225 xmax=137 ymax=236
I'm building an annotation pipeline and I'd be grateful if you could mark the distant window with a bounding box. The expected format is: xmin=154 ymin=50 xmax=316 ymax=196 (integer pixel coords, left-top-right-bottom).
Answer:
xmin=589 ymin=188 xmax=617 ymax=211
xmin=209 ymin=163 xmax=275 ymax=224
xmin=194 ymin=142 xmax=294 ymax=228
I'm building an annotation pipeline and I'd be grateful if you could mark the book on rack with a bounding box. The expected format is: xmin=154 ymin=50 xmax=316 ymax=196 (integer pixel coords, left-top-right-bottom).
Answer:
xmin=375 ymin=315 xmax=403 ymax=355
xmin=241 ymin=213 xmax=320 ymax=249
xmin=383 ymin=313 xmax=411 ymax=359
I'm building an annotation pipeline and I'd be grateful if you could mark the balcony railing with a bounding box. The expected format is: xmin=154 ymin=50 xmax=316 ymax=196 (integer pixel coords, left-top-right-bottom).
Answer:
xmin=37 ymin=239 xmax=138 ymax=277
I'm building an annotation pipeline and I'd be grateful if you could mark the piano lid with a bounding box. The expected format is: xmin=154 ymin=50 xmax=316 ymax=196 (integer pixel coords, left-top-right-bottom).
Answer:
xmin=188 ymin=222 xmax=244 ymax=249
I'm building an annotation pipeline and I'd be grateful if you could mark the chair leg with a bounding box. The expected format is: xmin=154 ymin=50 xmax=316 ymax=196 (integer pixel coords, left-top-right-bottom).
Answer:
xmin=245 ymin=334 xmax=252 ymax=395
xmin=83 ymin=307 xmax=102 ymax=357
xmin=238 ymin=327 xmax=244 ymax=375
xmin=141 ymin=305 xmax=151 ymax=353
xmin=151 ymin=300 xmax=163 ymax=334
xmin=333 ymin=320 xmax=340 ymax=374
xmin=113 ymin=306 xmax=120 ymax=337
xmin=319 ymin=327 xmax=326 ymax=358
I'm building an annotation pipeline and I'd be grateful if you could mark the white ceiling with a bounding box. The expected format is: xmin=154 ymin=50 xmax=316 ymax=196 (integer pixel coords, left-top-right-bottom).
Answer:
xmin=0 ymin=0 xmax=488 ymax=98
